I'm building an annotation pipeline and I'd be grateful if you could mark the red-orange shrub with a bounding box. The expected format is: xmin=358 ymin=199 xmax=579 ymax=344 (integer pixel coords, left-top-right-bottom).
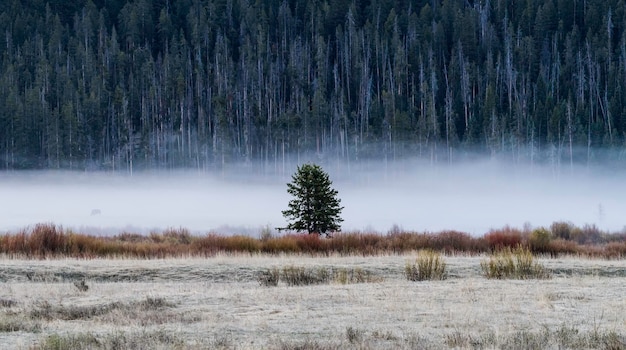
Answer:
xmin=28 ymin=223 xmax=69 ymax=256
xmin=261 ymin=235 xmax=301 ymax=254
xmin=484 ymin=227 xmax=523 ymax=251
xmin=546 ymin=239 xmax=579 ymax=257
xmin=294 ymin=234 xmax=326 ymax=253
xmin=386 ymin=232 xmax=430 ymax=252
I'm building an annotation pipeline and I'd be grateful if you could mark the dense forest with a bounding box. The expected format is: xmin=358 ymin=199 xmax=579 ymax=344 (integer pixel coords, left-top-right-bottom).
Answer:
xmin=1 ymin=0 xmax=626 ymax=171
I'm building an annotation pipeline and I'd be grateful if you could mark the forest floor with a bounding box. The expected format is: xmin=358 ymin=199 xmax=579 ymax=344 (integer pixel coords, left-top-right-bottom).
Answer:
xmin=0 ymin=254 xmax=624 ymax=349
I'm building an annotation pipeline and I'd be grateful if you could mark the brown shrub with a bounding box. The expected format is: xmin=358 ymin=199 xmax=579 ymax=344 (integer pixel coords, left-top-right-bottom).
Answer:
xmin=327 ymin=233 xmax=360 ymax=254
xmin=328 ymin=232 xmax=386 ymax=255
xmin=261 ymin=235 xmax=301 ymax=254
xmin=484 ymin=227 xmax=524 ymax=251
xmin=430 ymin=231 xmax=481 ymax=253
xmin=386 ymin=232 xmax=430 ymax=253
xmin=115 ymin=232 xmax=150 ymax=243
xmin=162 ymin=228 xmax=192 ymax=244
xmin=295 ymin=234 xmax=326 ymax=253
xmin=546 ymin=239 xmax=579 ymax=257
xmin=28 ymin=223 xmax=69 ymax=256
xmin=192 ymin=234 xmax=260 ymax=254
xmin=0 ymin=223 xmax=621 ymax=258
xmin=603 ymin=242 xmax=626 ymax=259
xmin=0 ymin=230 xmax=28 ymax=255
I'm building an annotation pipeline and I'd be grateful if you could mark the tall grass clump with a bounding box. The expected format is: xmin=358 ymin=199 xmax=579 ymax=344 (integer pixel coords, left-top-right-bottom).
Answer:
xmin=405 ymin=250 xmax=447 ymax=281
xmin=481 ymin=246 xmax=550 ymax=279
xmin=280 ymin=266 xmax=331 ymax=286
xmin=258 ymin=266 xmax=380 ymax=286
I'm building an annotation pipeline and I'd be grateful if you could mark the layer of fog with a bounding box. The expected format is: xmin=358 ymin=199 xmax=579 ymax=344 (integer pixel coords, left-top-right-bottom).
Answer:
xmin=1 ymin=159 xmax=625 ymax=236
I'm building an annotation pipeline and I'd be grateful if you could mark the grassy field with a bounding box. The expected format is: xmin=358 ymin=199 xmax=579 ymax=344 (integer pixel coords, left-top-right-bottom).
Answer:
xmin=0 ymin=254 xmax=624 ymax=349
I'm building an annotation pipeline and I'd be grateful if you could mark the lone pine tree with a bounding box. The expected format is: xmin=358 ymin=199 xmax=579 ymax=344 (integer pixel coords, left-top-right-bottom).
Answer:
xmin=282 ymin=164 xmax=344 ymax=235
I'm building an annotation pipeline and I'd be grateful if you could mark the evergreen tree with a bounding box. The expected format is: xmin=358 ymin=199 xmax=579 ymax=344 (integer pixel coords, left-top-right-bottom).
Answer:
xmin=282 ymin=164 xmax=344 ymax=235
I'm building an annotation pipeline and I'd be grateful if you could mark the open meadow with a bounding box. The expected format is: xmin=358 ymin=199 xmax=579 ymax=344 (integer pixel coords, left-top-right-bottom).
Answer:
xmin=0 ymin=254 xmax=624 ymax=349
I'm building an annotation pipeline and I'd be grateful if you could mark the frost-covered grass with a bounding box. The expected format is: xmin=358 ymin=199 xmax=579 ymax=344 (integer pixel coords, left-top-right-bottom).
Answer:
xmin=0 ymin=255 xmax=624 ymax=349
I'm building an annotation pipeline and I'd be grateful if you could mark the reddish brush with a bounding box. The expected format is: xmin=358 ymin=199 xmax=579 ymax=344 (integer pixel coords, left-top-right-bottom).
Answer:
xmin=484 ymin=227 xmax=523 ymax=251
xmin=0 ymin=223 xmax=622 ymax=259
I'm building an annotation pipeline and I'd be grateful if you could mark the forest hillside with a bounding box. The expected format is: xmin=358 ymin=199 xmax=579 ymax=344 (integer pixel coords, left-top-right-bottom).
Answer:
xmin=1 ymin=0 xmax=625 ymax=170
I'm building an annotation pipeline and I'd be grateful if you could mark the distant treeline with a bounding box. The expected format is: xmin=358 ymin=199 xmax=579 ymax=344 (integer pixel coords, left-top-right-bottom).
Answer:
xmin=1 ymin=223 xmax=625 ymax=258
xmin=2 ymin=0 xmax=626 ymax=170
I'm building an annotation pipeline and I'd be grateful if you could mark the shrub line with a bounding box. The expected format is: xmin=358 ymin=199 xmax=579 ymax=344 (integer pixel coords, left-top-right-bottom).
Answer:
xmin=0 ymin=223 xmax=624 ymax=259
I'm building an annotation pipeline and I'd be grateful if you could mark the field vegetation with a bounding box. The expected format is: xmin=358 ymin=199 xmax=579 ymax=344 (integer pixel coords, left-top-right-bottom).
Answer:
xmin=0 ymin=222 xmax=625 ymax=259
xmin=404 ymin=250 xmax=447 ymax=281
xmin=0 ymin=223 xmax=625 ymax=349
xmin=480 ymin=246 xmax=551 ymax=280
xmin=0 ymin=254 xmax=624 ymax=349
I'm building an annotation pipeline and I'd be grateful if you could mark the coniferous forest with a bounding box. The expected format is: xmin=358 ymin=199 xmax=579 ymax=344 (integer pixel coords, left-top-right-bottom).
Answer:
xmin=1 ymin=0 xmax=626 ymax=171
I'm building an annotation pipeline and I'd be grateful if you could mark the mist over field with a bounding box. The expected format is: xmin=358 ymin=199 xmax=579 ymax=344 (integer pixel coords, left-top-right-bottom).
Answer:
xmin=1 ymin=158 xmax=625 ymax=236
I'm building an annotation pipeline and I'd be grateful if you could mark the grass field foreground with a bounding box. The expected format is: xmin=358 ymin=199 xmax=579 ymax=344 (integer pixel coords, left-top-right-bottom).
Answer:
xmin=0 ymin=255 xmax=624 ymax=349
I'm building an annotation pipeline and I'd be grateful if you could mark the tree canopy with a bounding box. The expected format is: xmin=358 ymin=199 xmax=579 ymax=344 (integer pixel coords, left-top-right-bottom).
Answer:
xmin=1 ymin=0 xmax=626 ymax=170
xmin=282 ymin=164 xmax=343 ymax=235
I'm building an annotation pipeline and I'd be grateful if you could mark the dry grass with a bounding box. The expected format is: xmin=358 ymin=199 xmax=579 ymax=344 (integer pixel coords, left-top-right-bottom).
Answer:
xmin=258 ymin=266 xmax=381 ymax=286
xmin=33 ymin=331 xmax=185 ymax=350
xmin=480 ymin=246 xmax=551 ymax=279
xmin=404 ymin=250 xmax=447 ymax=281
xmin=0 ymin=255 xmax=624 ymax=349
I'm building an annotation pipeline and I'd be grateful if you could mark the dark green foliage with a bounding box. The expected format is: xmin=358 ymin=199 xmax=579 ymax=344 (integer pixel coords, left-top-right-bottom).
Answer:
xmin=282 ymin=164 xmax=344 ymax=235
xmin=1 ymin=0 xmax=626 ymax=170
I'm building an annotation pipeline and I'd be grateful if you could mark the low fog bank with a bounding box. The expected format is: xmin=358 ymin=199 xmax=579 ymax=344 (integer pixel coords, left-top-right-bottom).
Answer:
xmin=1 ymin=158 xmax=625 ymax=236
xmin=339 ymin=159 xmax=626 ymax=234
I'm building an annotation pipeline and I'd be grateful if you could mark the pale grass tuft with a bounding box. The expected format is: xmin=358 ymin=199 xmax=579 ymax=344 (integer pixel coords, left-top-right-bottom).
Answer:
xmin=404 ymin=250 xmax=447 ymax=281
xmin=480 ymin=246 xmax=550 ymax=279
xmin=333 ymin=267 xmax=381 ymax=284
